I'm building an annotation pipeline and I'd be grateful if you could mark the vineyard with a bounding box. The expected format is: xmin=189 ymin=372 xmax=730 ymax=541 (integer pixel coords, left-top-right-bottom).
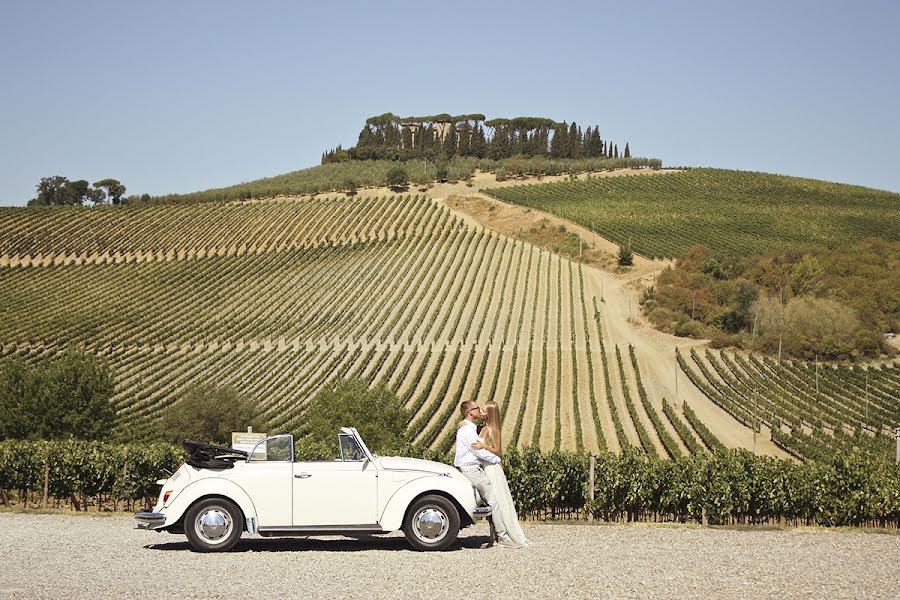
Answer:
xmin=0 ymin=188 xmax=898 ymax=465
xmin=678 ymin=347 xmax=899 ymax=460
xmin=1 ymin=193 xmax=678 ymax=453
xmin=482 ymin=168 xmax=900 ymax=258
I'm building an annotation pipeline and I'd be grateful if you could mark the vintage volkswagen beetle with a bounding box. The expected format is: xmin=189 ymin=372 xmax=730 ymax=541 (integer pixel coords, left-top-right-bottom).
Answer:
xmin=135 ymin=428 xmax=488 ymax=551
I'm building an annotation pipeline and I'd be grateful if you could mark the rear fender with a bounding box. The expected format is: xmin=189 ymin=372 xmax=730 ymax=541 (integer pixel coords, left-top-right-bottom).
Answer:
xmin=160 ymin=478 xmax=258 ymax=532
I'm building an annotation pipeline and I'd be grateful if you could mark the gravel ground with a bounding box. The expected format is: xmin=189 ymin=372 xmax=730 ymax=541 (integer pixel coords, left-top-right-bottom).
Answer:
xmin=1 ymin=512 xmax=898 ymax=600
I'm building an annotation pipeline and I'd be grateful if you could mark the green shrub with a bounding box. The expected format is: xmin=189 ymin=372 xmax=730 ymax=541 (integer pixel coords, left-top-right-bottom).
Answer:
xmin=302 ymin=378 xmax=410 ymax=455
xmin=158 ymin=384 xmax=261 ymax=445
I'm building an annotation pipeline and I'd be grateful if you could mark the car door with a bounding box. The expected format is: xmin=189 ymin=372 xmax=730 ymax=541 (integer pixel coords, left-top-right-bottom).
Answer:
xmin=292 ymin=436 xmax=378 ymax=527
xmin=234 ymin=435 xmax=294 ymax=527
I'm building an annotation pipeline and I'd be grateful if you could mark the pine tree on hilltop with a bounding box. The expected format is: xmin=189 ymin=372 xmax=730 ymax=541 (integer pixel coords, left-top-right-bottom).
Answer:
xmin=624 ymin=143 xmax=631 ymax=158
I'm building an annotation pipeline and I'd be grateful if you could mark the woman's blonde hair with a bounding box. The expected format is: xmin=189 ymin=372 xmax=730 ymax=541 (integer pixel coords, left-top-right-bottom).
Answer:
xmin=482 ymin=401 xmax=502 ymax=455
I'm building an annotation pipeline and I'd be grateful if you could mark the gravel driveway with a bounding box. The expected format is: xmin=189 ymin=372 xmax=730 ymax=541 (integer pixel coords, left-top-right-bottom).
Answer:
xmin=1 ymin=512 xmax=898 ymax=599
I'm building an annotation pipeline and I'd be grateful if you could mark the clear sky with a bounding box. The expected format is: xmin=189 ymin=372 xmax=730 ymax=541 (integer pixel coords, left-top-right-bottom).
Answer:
xmin=1 ymin=0 xmax=898 ymax=206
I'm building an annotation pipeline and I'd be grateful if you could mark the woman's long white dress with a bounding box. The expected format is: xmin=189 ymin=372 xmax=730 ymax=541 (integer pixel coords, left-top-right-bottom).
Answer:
xmin=484 ymin=461 xmax=529 ymax=546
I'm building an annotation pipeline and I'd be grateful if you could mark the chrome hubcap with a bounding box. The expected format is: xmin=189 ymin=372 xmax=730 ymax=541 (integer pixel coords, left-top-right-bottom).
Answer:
xmin=414 ymin=507 xmax=447 ymax=541
xmin=197 ymin=508 xmax=232 ymax=542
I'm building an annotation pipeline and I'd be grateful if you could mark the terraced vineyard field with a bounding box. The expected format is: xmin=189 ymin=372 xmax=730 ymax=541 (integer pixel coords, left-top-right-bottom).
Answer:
xmin=1 ymin=195 xmax=673 ymax=452
xmin=483 ymin=168 xmax=900 ymax=258
xmin=1 ymin=190 xmax=897 ymax=461
xmin=679 ymin=348 xmax=899 ymax=459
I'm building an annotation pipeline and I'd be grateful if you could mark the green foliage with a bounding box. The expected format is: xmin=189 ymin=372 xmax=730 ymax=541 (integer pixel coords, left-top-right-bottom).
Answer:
xmin=28 ymin=176 xmax=110 ymax=206
xmin=302 ymin=378 xmax=410 ymax=455
xmin=0 ymin=439 xmax=182 ymax=506
xmin=0 ymin=351 xmax=115 ymax=440
xmin=617 ymin=244 xmax=633 ymax=266
xmin=506 ymin=446 xmax=900 ymax=526
xmin=385 ymin=166 xmax=408 ymax=188
xmin=158 ymin=384 xmax=260 ymax=445
xmin=646 ymin=239 xmax=898 ymax=359
xmin=92 ymin=179 xmax=126 ymax=205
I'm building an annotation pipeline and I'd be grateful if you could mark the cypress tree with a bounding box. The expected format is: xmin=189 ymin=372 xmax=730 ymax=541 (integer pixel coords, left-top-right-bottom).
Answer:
xmin=624 ymin=142 xmax=631 ymax=158
xmin=551 ymin=123 xmax=567 ymax=158
xmin=568 ymin=122 xmax=579 ymax=158
xmin=472 ymin=125 xmax=487 ymax=158
xmin=591 ymin=128 xmax=602 ymax=157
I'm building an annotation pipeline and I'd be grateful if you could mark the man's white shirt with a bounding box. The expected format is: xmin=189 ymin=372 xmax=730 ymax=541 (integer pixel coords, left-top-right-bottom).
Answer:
xmin=454 ymin=420 xmax=501 ymax=468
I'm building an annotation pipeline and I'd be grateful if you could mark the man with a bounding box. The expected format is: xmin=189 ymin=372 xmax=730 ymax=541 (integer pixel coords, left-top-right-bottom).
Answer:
xmin=454 ymin=400 xmax=522 ymax=549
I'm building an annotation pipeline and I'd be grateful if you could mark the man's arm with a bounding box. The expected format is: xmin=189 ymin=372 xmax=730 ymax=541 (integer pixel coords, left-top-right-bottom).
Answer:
xmin=459 ymin=425 xmax=500 ymax=464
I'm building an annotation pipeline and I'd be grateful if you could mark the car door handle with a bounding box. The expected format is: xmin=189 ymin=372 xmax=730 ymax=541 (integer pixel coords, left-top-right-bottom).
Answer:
xmin=294 ymin=472 xmax=312 ymax=479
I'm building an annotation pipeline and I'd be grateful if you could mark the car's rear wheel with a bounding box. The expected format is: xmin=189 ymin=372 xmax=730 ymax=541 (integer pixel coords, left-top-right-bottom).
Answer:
xmin=184 ymin=498 xmax=243 ymax=552
xmin=402 ymin=495 xmax=460 ymax=551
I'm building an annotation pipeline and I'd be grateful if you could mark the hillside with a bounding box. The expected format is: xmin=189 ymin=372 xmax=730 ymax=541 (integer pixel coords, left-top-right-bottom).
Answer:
xmin=0 ymin=169 xmax=897 ymax=462
xmin=483 ymin=168 xmax=900 ymax=258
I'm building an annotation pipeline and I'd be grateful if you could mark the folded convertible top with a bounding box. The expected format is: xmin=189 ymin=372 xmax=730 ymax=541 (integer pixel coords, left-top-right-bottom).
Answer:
xmin=183 ymin=440 xmax=249 ymax=469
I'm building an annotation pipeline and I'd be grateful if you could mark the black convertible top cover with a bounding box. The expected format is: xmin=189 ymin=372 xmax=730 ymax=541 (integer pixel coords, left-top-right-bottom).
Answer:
xmin=183 ymin=440 xmax=249 ymax=470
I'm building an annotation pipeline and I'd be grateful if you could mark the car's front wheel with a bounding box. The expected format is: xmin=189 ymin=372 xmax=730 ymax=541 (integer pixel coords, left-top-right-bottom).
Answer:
xmin=184 ymin=498 xmax=244 ymax=552
xmin=402 ymin=494 xmax=460 ymax=551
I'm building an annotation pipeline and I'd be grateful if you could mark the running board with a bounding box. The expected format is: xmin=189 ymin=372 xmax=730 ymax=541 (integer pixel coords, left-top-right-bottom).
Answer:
xmin=258 ymin=524 xmax=384 ymax=537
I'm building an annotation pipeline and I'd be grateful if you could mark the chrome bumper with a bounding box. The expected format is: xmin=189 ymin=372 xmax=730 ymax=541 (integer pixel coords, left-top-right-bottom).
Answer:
xmin=473 ymin=505 xmax=493 ymax=519
xmin=135 ymin=511 xmax=167 ymax=530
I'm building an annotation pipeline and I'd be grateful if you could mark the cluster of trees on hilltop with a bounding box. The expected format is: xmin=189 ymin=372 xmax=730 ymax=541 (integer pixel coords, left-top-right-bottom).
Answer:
xmin=322 ymin=112 xmax=629 ymax=164
xmin=27 ymin=176 xmax=129 ymax=206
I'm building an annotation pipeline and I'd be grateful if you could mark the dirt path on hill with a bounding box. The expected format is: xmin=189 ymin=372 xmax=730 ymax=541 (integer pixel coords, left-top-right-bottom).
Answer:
xmin=441 ymin=188 xmax=791 ymax=458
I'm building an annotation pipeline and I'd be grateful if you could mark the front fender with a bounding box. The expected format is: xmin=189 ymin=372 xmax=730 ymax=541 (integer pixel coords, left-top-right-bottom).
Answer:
xmin=379 ymin=475 xmax=476 ymax=531
xmin=160 ymin=478 xmax=258 ymax=531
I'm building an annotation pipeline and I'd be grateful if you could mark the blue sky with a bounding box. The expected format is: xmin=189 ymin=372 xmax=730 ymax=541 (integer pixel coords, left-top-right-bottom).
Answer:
xmin=1 ymin=0 xmax=898 ymax=206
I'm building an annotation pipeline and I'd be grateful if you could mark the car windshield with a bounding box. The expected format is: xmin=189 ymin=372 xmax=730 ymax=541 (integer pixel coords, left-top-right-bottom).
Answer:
xmin=339 ymin=433 xmax=366 ymax=461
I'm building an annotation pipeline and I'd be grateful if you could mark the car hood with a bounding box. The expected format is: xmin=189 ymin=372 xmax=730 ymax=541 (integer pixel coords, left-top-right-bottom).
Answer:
xmin=377 ymin=456 xmax=458 ymax=476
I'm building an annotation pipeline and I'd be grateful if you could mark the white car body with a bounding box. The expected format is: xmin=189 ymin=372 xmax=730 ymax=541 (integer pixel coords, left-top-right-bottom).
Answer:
xmin=136 ymin=428 xmax=486 ymax=551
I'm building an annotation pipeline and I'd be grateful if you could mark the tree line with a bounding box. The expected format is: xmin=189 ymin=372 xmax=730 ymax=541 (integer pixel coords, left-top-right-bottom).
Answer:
xmin=322 ymin=112 xmax=630 ymax=164
xmin=27 ymin=176 xmax=133 ymax=206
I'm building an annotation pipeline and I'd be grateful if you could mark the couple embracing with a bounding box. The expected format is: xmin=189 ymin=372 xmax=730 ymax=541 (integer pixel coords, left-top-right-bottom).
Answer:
xmin=454 ymin=400 xmax=529 ymax=549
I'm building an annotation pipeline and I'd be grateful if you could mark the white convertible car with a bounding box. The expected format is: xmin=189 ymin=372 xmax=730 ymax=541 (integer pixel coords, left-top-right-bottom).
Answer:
xmin=135 ymin=428 xmax=489 ymax=552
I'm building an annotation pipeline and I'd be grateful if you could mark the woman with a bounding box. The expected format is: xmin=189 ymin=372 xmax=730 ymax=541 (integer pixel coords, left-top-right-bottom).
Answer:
xmin=471 ymin=401 xmax=529 ymax=546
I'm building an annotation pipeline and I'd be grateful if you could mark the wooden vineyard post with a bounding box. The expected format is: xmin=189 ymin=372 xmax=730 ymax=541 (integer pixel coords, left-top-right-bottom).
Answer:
xmin=895 ymin=427 xmax=900 ymax=465
xmin=588 ymin=456 xmax=596 ymax=522
xmin=121 ymin=446 xmax=129 ymax=512
xmin=43 ymin=447 xmax=49 ymax=509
